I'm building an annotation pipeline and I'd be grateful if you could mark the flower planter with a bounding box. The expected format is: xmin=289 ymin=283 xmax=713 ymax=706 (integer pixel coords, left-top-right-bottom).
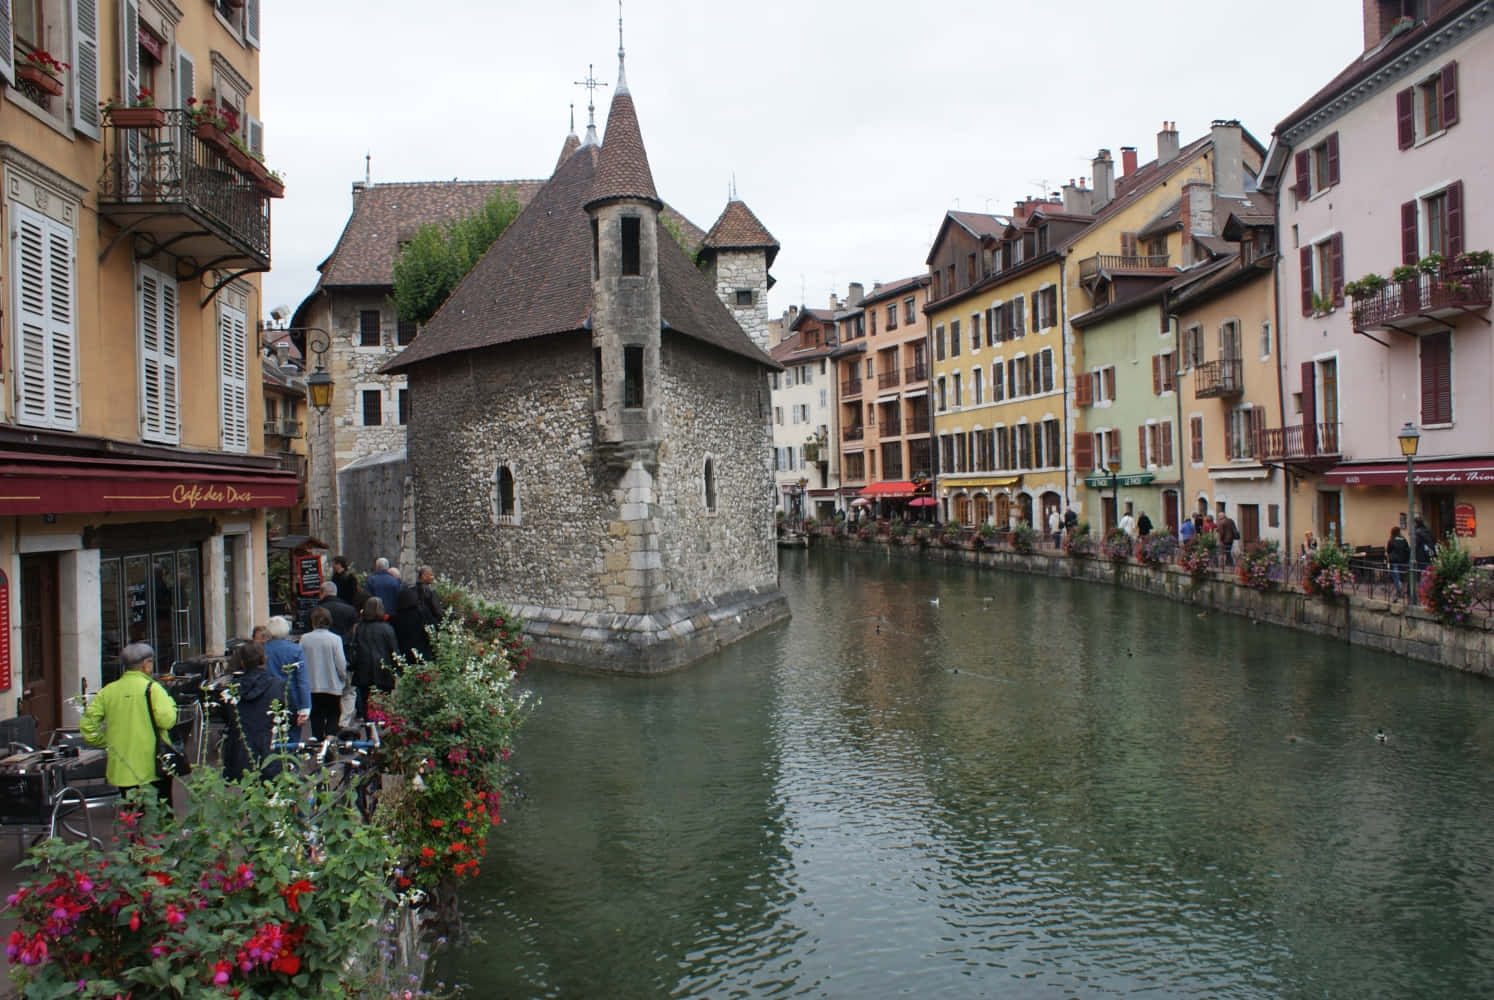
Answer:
xmin=106 ymin=106 xmax=166 ymax=129
xmin=195 ymin=122 xmax=234 ymax=155
xmin=17 ymin=64 xmax=63 ymax=97
xmin=256 ymin=175 xmax=285 ymax=198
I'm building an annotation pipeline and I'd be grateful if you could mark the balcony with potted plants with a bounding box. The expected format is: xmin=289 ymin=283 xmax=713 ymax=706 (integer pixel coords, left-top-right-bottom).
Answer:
xmin=14 ymin=47 xmax=68 ymax=102
xmin=1348 ymin=252 xmax=1492 ymax=335
xmin=1252 ymin=421 xmax=1342 ymax=469
xmin=98 ymin=99 xmax=283 ymax=285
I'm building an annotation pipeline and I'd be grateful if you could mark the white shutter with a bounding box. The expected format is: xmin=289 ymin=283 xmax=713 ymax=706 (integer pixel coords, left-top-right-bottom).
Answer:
xmin=119 ymin=0 xmax=140 ymax=184
xmin=247 ymin=116 xmax=262 ymax=156
xmin=176 ymin=48 xmax=194 ymax=108
xmin=219 ymin=301 xmax=248 ymax=452
xmin=244 ymin=0 xmax=259 ymax=48
xmin=138 ymin=265 xmax=179 ymax=444
xmin=72 ymin=0 xmax=101 ymax=140
xmin=10 ymin=204 xmax=78 ymax=431
xmin=0 ymin=0 xmax=13 ymax=86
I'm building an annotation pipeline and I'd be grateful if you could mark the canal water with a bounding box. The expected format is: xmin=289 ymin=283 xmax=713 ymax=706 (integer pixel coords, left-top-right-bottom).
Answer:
xmin=440 ymin=548 xmax=1494 ymax=998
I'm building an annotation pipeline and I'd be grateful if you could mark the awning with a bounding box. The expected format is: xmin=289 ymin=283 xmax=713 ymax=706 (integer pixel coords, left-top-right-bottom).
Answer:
xmin=0 ymin=451 xmax=299 ymax=515
xmin=1322 ymin=458 xmax=1494 ymax=488
xmin=861 ymin=480 xmax=918 ymax=498
xmin=1207 ymin=464 xmax=1271 ymax=481
xmin=945 ymin=476 xmax=1020 ymax=490
xmin=808 ymin=489 xmax=837 ymax=497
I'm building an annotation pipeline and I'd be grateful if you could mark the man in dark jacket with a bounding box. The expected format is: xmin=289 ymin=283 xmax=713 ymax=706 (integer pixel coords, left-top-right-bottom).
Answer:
xmin=318 ymin=581 xmax=358 ymax=646
xmin=330 ymin=556 xmax=359 ymax=606
xmin=1216 ymin=510 xmax=1239 ymax=565
xmin=365 ymin=558 xmax=401 ymax=612
xmin=415 ymin=565 xmax=443 ymax=626
xmin=351 ymin=597 xmax=400 ymax=722
xmin=1413 ymin=516 xmax=1435 ymax=566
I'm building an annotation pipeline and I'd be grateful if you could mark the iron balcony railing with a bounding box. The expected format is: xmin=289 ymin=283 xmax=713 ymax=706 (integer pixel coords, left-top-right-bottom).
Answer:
xmin=1351 ymin=263 xmax=1492 ymax=332
xmin=1193 ymin=358 xmax=1243 ymax=399
xmin=263 ymin=419 xmax=303 ymax=439
xmin=904 ymin=362 xmax=928 ymax=383
xmin=878 ymin=370 xmax=901 ymax=390
xmin=881 ymin=418 xmax=902 ymax=438
xmin=98 ymin=108 xmax=271 ymax=263
xmin=1254 ymin=421 xmax=1342 ymax=463
xmin=843 ymin=425 xmax=864 ymax=442
xmin=906 ymin=412 xmax=931 ymax=434
xmin=1078 ymin=252 xmax=1170 ymax=281
xmin=841 ymin=378 xmax=863 ymax=398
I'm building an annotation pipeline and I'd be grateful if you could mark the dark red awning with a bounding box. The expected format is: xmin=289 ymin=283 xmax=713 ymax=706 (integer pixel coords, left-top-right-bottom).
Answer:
xmin=0 ymin=451 xmax=299 ymax=515
xmin=861 ymin=480 xmax=917 ymax=499
xmin=1322 ymin=457 xmax=1494 ymax=488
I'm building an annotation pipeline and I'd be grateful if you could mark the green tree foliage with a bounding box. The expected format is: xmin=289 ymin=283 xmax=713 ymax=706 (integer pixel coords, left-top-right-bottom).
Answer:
xmin=391 ymin=186 xmax=523 ymax=326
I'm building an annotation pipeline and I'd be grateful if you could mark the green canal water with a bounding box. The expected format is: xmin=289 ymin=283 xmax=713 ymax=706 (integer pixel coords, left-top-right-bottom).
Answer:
xmin=439 ymin=548 xmax=1494 ymax=998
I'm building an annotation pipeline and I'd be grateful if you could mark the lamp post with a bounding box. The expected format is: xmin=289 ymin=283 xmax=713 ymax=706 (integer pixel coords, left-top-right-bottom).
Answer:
xmin=1399 ymin=421 xmax=1420 ymax=601
xmin=303 ymin=329 xmax=334 ymax=415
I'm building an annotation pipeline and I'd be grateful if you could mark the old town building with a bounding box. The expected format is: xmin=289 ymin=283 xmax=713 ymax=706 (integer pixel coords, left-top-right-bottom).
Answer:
xmin=0 ymin=0 xmax=289 ymax=733
xmin=771 ymin=308 xmax=841 ymax=521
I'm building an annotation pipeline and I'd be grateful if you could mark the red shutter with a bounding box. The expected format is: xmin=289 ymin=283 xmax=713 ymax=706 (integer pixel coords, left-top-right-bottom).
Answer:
xmin=1074 ymin=433 xmax=1093 ymax=472
xmin=1396 ymin=88 xmax=1415 ymax=149
xmin=1300 ymin=361 xmax=1318 ymax=454
xmin=1109 ymin=432 xmax=1120 ymax=467
xmin=1446 ymin=180 xmax=1463 ymax=258
xmin=1152 ymin=355 xmax=1162 ymax=395
xmin=1299 ymin=247 xmax=1314 ymax=316
xmin=1138 ymin=426 xmax=1148 ymax=468
xmin=1161 ymin=421 xmax=1173 ymax=466
xmin=1401 ymin=200 xmax=1420 ymax=265
xmin=1224 ymin=413 xmax=1236 ymax=460
xmin=1421 ymin=332 xmax=1452 ymax=424
xmin=1441 ymin=61 xmax=1458 ymax=129
xmin=1075 ymin=372 xmax=1093 ymax=406
xmin=1294 ymin=151 xmax=1310 ymax=200
xmin=1104 ymin=367 xmax=1116 ymax=401
xmin=1191 ymin=417 xmax=1203 ymax=463
xmin=1325 ymin=132 xmax=1340 ymax=187
xmin=1330 ymin=233 xmax=1345 ymax=306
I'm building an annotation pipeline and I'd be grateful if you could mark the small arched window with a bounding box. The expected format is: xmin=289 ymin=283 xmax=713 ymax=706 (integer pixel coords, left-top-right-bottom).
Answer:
xmin=703 ymin=457 xmax=717 ymax=512
xmin=495 ymin=463 xmax=519 ymax=524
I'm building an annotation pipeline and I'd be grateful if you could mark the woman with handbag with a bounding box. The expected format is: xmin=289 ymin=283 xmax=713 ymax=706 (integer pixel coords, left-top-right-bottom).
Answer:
xmin=80 ymin=642 xmax=180 ymax=808
xmin=351 ymin=597 xmax=400 ymax=723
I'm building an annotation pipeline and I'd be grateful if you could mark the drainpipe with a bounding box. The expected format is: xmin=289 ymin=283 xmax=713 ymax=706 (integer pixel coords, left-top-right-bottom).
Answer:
xmin=1271 ymin=170 xmax=1291 ymax=557
xmin=1165 ymin=290 xmax=1184 ymax=531
xmin=1059 ymin=254 xmax=1073 ymax=511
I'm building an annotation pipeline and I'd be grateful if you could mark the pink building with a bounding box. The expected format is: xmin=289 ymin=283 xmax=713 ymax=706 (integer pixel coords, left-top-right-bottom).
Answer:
xmin=1261 ymin=0 xmax=1494 ymax=556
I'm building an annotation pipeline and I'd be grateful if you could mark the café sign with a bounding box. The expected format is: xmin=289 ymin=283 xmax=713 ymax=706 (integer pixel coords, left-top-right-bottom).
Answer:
xmin=0 ymin=466 xmax=299 ymax=515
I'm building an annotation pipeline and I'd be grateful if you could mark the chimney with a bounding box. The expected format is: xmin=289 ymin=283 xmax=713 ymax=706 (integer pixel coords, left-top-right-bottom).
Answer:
xmin=1184 ymin=178 xmax=1214 ymax=238
xmin=847 ymin=282 xmax=864 ymax=306
xmin=1157 ymin=121 xmax=1180 ymax=164
xmin=275 ymin=342 xmax=290 ymax=368
xmin=1362 ymin=0 xmax=1401 ymax=50
xmin=1210 ymin=119 xmax=1245 ymax=201
xmin=1091 ymin=149 xmax=1115 ymax=207
xmin=872 ymin=281 xmax=883 ymax=295
xmin=829 ymin=293 xmax=839 ymax=311
xmin=1121 ymin=146 xmax=1138 ymax=177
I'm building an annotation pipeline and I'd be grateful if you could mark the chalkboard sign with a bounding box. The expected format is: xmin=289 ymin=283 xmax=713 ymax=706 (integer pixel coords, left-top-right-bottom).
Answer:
xmin=294 ymin=595 xmax=320 ymax=636
xmin=296 ymin=555 xmax=322 ymax=597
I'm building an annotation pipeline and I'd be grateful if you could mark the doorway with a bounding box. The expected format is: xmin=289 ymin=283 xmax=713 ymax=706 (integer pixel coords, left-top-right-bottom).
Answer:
xmin=1101 ymin=496 xmax=1117 ymax=534
xmin=1318 ymin=491 xmax=1342 ymax=544
xmin=1423 ymin=491 xmax=1456 ymax=545
xmin=1162 ymin=489 xmax=1180 ymax=533
xmin=19 ymin=554 xmax=61 ymax=735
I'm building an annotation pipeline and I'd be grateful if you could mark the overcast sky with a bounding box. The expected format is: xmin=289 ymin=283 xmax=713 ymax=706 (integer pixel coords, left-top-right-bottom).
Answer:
xmin=259 ymin=0 xmax=1365 ymax=324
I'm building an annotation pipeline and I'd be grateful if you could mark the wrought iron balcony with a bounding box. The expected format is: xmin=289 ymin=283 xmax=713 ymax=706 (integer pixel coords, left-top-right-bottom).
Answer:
xmin=841 ymin=378 xmax=863 ymax=398
xmin=880 ymin=418 xmax=902 ymax=438
xmin=98 ymin=109 xmax=272 ymax=283
xmin=1254 ymin=422 xmax=1342 ymax=466
xmin=1078 ymin=252 xmax=1170 ymax=282
xmin=843 ymin=425 xmax=865 ymax=442
xmin=1193 ymin=359 xmax=1243 ymax=399
xmin=904 ymin=362 xmax=928 ymax=384
xmin=1351 ymin=263 xmax=1491 ymax=334
xmin=906 ymin=412 xmax=931 ymax=435
xmin=878 ymin=370 xmax=901 ymax=390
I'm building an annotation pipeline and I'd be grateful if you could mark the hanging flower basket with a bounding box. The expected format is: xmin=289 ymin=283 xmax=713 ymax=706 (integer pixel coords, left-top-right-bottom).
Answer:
xmin=17 ymin=64 xmax=63 ymax=97
xmin=106 ymin=106 xmax=166 ymax=129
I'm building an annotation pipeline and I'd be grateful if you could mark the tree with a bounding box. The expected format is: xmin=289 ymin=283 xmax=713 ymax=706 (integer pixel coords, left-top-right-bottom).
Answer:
xmin=391 ymin=185 xmax=523 ymax=327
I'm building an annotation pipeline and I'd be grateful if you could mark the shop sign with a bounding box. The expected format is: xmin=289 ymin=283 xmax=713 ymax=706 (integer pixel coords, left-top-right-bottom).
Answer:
xmin=296 ymin=555 xmax=323 ymax=597
xmin=1455 ymin=503 xmax=1476 ymax=538
xmin=0 ymin=571 xmax=10 ymax=690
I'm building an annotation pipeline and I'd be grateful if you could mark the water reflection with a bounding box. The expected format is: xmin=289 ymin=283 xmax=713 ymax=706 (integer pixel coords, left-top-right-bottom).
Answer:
xmin=443 ymin=548 xmax=1494 ymax=998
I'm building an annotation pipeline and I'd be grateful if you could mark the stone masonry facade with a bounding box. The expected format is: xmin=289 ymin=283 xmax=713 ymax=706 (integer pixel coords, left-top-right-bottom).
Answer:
xmin=708 ymin=251 xmax=772 ymax=353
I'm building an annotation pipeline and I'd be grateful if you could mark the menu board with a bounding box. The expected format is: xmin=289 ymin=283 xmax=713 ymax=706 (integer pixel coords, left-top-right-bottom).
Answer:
xmin=296 ymin=555 xmax=323 ymax=597
xmin=1455 ymin=503 xmax=1476 ymax=538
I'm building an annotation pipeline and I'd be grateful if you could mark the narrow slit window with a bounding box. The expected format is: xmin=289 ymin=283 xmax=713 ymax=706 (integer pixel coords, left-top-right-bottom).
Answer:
xmin=496 ymin=465 xmax=517 ymax=521
xmin=621 ymin=217 xmax=641 ymax=276
xmin=623 ymin=345 xmax=644 ymax=409
xmin=704 ymin=458 xmax=717 ymax=512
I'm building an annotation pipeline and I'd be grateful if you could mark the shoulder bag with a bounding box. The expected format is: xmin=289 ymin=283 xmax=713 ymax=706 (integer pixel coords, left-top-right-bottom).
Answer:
xmin=145 ymin=680 xmax=191 ymax=779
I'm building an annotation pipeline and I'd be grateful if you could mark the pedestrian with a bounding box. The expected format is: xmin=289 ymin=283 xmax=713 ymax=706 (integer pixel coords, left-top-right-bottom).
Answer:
xmin=330 ymin=555 xmax=359 ymax=606
xmin=415 ymin=565 xmax=443 ymax=626
xmin=1047 ymin=507 xmax=1063 ymax=548
xmin=1119 ymin=506 xmax=1137 ymax=539
xmin=1412 ymin=515 xmax=1435 ymax=567
xmin=1386 ymin=525 xmax=1410 ymax=600
xmin=1179 ymin=516 xmax=1195 ymax=543
xmin=263 ymin=616 xmax=310 ymax=737
xmin=1216 ymin=510 xmax=1238 ymax=566
xmin=79 ymin=642 xmax=178 ymax=805
xmin=1302 ymin=529 xmax=1318 ymax=556
xmin=317 ymin=580 xmax=359 ymax=657
xmin=393 ymin=586 xmax=433 ymax=662
xmin=301 ymin=607 xmax=349 ymax=741
xmin=351 ymin=597 xmax=400 ymax=723
xmin=221 ymin=641 xmax=285 ymax=782
xmin=364 ymin=557 xmax=401 ymax=611
xmin=1137 ymin=511 xmax=1154 ymax=538
xmin=1064 ymin=505 xmax=1078 ymax=536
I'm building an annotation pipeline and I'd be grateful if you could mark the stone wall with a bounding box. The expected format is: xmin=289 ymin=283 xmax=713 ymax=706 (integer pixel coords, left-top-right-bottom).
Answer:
xmin=826 ymin=535 xmax=1493 ymax=677
xmin=709 ymin=251 xmax=771 ymax=353
xmin=337 ymin=447 xmax=413 ymax=575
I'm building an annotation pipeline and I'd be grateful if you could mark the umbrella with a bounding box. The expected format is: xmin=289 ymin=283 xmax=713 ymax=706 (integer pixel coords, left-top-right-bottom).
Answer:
xmin=850 ymin=498 xmax=872 ymax=507
xmin=908 ymin=497 xmax=937 ymax=508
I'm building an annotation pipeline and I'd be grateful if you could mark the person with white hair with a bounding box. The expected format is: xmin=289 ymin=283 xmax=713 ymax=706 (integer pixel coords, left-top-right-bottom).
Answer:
xmin=263 ymin=616 xmax=310 ymax=733
xmin=365 ymin=556 xmax=400 ymax=611
xmin=79 ymin=643 xmax=178 ymax=803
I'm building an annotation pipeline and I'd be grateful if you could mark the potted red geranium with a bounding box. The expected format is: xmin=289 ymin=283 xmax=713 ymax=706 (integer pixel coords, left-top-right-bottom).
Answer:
xmin=16 ymin=49 xmax=67 ymax=96
xmin=101 ymin=87 xmax=166 ymax=129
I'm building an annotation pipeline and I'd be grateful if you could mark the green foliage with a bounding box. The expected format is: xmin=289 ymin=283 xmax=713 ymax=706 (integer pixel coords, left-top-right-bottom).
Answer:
xmin=1237 ymin=539 xmax=1281 ymax=591
xmin=391 ymin=186 xmax=523 ymax=326
xmin=659 ymin=213 xmax=701 ymax=265
xmin=1421 ymin=537 xmax=1477 ymax=625
xmin=1304 ymin=537 xmax=1352 ymax=597
xmin=431 ymin=577 xmax=529 ymax=670
xmin=1011 ymin=523 xmax=1037 ymax=555
xmin=1178 ymin=532 xmax=1217 ymax=577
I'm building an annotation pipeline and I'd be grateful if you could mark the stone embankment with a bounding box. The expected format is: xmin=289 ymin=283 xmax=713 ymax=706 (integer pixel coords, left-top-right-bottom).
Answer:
xmin=822 ymin=535 xmax=1493 ymax=677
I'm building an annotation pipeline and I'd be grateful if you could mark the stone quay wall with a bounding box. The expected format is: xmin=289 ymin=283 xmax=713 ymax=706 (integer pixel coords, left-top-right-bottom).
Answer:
xmin=822 ymin=536 xmax=1493 ymax=678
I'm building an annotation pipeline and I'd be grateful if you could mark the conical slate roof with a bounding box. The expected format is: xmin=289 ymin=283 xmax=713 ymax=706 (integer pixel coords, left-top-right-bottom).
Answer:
xmin=554 ymin=132 xmax=581 ymax=173
xmin=586 ymin=90 xmax=660 ymax=209
xmin=703 ymin=199 xmax=780 ymax=268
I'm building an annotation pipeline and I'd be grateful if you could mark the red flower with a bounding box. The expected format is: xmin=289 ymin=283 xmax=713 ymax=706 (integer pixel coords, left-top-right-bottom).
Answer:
xmin=279 ymin=880 xmax=314 ymax=914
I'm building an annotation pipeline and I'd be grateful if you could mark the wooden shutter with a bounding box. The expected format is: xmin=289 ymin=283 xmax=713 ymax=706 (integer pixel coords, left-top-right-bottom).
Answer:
xmin=993 ymin=363 xmax=1003 ymax=401
xmin=1224 ymin=413 xmax=1237 ymax=460
xmin=247 ymin=117 xmax=263 ymax=157
xmin=1396 ymin=88 xmax=1415 ymax=149
xmin=1139 ymin=426 xmax=1149 ymax=467
xmin=245 ymin=0 xmax=260 ymax=48
xmin=1074 ymin=433 xmax=1093 ymax=472
xmin=0 ymin=0 xmax=13 ymax=85
xmin=176 ymin=48 xmax=194 ymax=108
xmin=139 ymin=265 xmax=180 ymax=444
xmin=1074 ymin=370 xmax=1091 ymax=406
xmin=1330 ymin=233 xmax=1345 ymax=306
xmin=1190 ymin=416 xmax=1203 ymax=463
xmin=1041 ymin=349 xmax=1053 ymax=392
xmin=1441 ymin=61 xmax=1458 ymax=129
xmin=219 ymin=301 xmax=249 ymax=452
xmin=1104 ymin=367 xmax=1116 ymax=401
xmin=984 ymin=308 xmax=994 ymax=347
xmin=1121 ymin=232 xmax=1138 ymax=257
xmin=1421 ymin=332 xmax=1452 ymax=425
xmin=1324 ymin=132 xmax=1339 ymax=187
xmin=1151 ymin=355 xmax=1162 ymax=395
xmin=1445 ymin=181 xmax=1463 ymax=258
xmin=1293 ymin=150 xmax=1310 ymax=200
xmin=119 ymin=0 xmax=140 ymax=186
xmin=72 ymin=0 xmax=101 ymax=140
xmin=1013 ymin=297 xmax=1025 ymax=338
xmin=1249 ymin=409 xmax=1265 ymax=458
xmin=1300 ymin=361 xmax=1317 ymax=453
xmin=1031 ymin=293 xmax=1040 ymax=332
xmin=1109 ymin=431 xmax=1121 ymax=466
xmin=1399 ymin=200 xmax=1419 ymax=265
xmin=1299 ymin=247 xmax=1314 ymax=315
xmin=1007 ymin=359 xmax=1016 ymax=398
xmin=11 ymin=205 xmax=78 ymax=431
xmin=1161 ymin=420 xmax=1174 ymax=466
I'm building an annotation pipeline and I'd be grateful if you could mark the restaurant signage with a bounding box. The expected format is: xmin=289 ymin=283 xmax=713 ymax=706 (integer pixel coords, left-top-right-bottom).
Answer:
xmin=0 ymin=467 xmax=298 ymax=515
xmin=1083 ymin=473 xmax=1155 ymax=488
xmin=1455 ymin=503 xmax=1476 ymax=538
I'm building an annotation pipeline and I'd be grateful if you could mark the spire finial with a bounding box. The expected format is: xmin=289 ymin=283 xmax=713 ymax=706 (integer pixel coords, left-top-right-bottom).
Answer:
xmin=364 ymin=151 xmax=371 ymax=186
xmin=730 ymin=172 xmax=737 ymax=201
xmin=569 ymin=103 xmax=576 ymax=136
xmin=616 ymin=0 xmax=629 ymax=94
xmin=573 ymin=63 xmax=608 ymax=146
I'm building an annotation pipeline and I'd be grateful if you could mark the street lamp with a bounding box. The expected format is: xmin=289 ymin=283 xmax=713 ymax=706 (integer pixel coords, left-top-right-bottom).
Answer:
xmin=1399 ymin=421 xmax=1420 ymax=601
xmin=304 ymin=329 xmax=333 ymax=414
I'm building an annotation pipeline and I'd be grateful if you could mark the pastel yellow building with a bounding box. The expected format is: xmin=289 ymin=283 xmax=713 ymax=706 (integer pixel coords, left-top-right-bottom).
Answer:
xmin=0 ymin=1 xmax=288 ymax=734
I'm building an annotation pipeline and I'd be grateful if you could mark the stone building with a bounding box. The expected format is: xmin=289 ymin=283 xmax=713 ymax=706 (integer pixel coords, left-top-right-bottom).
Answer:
xmin=385 ymin=57 xmax=786 ymax=671
xmin=699 ymin=200 xmax=778 ymax=353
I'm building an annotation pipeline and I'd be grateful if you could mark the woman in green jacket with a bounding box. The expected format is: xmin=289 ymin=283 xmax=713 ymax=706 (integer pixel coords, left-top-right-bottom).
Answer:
xmin=80 ymin=642 xmax=179 ymax=805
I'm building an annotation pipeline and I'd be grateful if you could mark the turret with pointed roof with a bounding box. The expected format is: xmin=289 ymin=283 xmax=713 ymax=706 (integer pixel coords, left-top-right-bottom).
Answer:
xmin=699 ymin=199 xmax=779 ymax=352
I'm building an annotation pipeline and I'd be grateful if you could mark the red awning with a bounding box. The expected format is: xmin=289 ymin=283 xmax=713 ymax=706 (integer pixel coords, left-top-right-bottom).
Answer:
xmin=0 ymin=451 xmax=299 ymax=515
xmin=861 ymin=480 xmax=918 ymax=499
xmin=1322 ymin=458 xmax=1494 ymax=488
